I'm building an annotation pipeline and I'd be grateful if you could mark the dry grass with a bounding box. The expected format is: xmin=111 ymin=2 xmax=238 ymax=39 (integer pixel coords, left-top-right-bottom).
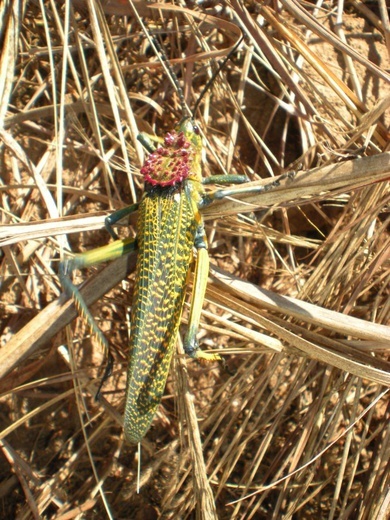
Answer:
xmin=1 ymin=0 xmax=389 ymax=518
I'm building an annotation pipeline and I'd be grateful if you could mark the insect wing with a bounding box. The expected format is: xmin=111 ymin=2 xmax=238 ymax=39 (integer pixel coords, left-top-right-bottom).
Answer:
xmin=124 ymin=186 xmax=197 ymax=443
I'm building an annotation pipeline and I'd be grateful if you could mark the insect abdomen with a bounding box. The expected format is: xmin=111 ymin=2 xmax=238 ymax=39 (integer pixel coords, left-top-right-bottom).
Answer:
xmin=124 ymin=187 xmax=197 ymax=444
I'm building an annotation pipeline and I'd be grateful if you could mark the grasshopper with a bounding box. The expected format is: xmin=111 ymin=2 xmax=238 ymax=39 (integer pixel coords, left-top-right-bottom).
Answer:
xmin=61 ymin=48 xmax=270 ymax=444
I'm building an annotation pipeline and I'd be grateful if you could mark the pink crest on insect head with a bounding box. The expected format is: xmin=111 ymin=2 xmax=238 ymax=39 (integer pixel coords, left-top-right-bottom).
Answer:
xmin=140 ymin=131 xmax=192 ymax=186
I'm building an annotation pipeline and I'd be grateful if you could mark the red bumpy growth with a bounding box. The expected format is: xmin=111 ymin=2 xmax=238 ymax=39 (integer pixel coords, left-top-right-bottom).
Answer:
xmin=140 ymin=131 xmax=192 ymax=186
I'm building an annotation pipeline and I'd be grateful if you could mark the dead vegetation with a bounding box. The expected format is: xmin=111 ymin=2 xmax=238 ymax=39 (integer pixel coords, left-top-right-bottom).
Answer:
xmin=0 ymin=0 xmax=389 ymax=518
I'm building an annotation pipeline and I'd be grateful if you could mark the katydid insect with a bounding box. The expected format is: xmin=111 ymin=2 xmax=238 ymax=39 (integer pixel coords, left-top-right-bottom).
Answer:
xmin=60 ymin=45 xmax=274 ymax=444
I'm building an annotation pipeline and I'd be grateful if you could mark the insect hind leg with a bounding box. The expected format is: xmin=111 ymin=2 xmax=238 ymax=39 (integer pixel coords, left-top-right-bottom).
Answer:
xmin=59 ymin=263 xmax=112 ymax=398
xmin=183 ymin=225 xmax=221 ymax=362
xmin=59 ymin=262 xmax=110 ymax=356
xmin=59 ymin=237 xmax=137 ymax=397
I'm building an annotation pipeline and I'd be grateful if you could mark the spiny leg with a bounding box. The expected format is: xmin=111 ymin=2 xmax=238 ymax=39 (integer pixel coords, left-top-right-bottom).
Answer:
xmin=60 ymin=236 xmax=137 ymax=393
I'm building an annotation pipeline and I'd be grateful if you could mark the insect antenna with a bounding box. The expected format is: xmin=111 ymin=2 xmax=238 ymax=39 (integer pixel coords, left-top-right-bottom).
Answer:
xmin=147 ymin=34 xmax=190 ymax=119
xmin=143 ymin=29 xmax=242 ymax=123
xmin=131 ymin=8 xmax=190 ymax=119
xmin=192 ymin=36 xmax=243 ymax=117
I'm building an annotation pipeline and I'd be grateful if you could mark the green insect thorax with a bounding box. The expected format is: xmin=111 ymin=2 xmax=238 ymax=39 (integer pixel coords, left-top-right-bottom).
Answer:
xmin=140 ymin=117 xmax=202 ymax=187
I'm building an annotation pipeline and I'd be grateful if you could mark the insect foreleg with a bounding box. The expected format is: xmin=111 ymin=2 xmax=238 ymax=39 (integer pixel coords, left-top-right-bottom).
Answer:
xmin=200 ymin=171 xmax=296 ymax=207
xmin=105 ymin=203 xmax=139 ymax=239
xmin=137 ymin=132 xmax=164 ymax=154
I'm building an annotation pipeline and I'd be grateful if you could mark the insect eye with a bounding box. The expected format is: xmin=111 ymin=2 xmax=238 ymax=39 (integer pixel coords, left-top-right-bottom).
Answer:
xmin=193 ymin=124 xmax=200 ymax=135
